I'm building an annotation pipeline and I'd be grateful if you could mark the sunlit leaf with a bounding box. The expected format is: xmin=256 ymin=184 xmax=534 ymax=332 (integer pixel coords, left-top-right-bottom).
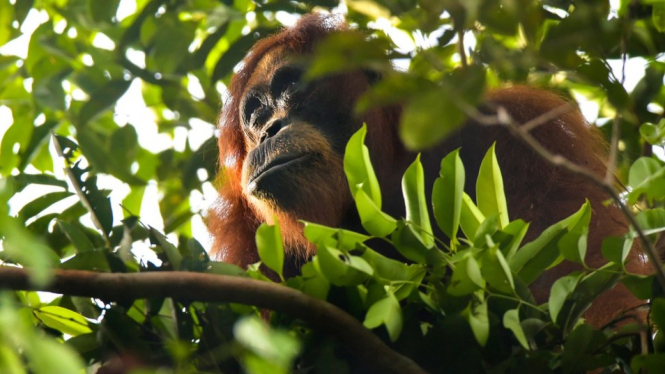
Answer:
xmin=364 ymin=292 xmax=403 ymax=342
xmin=460 ymin=193 xmax=486 ymax=240
xmin=344 ymin=124 xmax=382 ymax=207
xmin=433 ymin=149 xmax=464 ymax=243
xmin=476 ymin=143 xmax=509 ymax=229
xmin=34 ymin=306 xmax=93 ymax=336
xmin=448 ymin=256 xmax=484 ymax=296
xmin=463 ymin=298 xmax=489 ymax=346
xmin=57 ymin=220 xmax=95 ymax=253
xmin=402 ymin=155 xmax=434 ymax=247
xmin=256 ymin=218 xmax=284 ymax=279
xmin=354 ymin=188 xmax=397 ymax=237
xmin=548 ymin=272 xmax=582 ymax=324
xmin=503 ymin=309 xmax=529 ymax=349
xmin=481 ymin=246 xmax=515 ymax=294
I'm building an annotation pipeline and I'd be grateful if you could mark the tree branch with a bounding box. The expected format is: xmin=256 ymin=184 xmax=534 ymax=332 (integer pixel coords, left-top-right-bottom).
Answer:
xmin=0 ymin=268 xmax=426 ymax=374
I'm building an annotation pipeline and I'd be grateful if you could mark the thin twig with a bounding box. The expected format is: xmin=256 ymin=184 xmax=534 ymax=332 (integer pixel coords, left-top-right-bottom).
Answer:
xmin=521 ymin=103 xmax=575 ymax=133
xmin=606 ymin=115 xmax=622 ymax=183
xmin=0 ymin=268 xmax=427 ymax=374
xmin=605 ymin=39 xmax=628 ymax=183
xmin=457 ymin=29 xmax=468 ymax=68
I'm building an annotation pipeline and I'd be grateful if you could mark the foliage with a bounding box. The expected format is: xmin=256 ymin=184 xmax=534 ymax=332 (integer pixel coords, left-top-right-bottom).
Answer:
xmin=1 ymin=0 xmax=665 ymax=373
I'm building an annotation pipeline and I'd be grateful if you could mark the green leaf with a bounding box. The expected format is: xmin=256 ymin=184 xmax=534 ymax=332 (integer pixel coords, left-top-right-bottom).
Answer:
xmin=391 ymin=221 xmax=430 ymax=263
xmin=61 ymin=250 xmax=110 ymax=272
xmin=448 ymin=256 xmax=485 ymax=296
xmin=654 ymin=2 xmax=665 ymax=32
xmin=481 ymin=246 xmax=515 ymax=294
xmin=476 ymin=143 xmax=509 ymax=229
xmin=256 ymin=219 xmax=284 ymax=279
xmin=344 ymin=124 xmax=382 ymax=207
xmin=653 ymin=298 xmax=665 ymax=331
xmin=509 ymin=201 xmax=590 ymax=285
xmin=0 ymin=343 xmax=25 ymax=374
xmin=57 ymin=220 xmax=95 ymax=253
xmin=364 ymin=292 xmax=403 ymax=342
xmin=496 ymin=219 xmax=530 ymax=259
xmin=206 ymin=261 xmax=248 ymax=277
xmin=601 ymin=236 xmax=634 ymax=266
xmin=472 ymin=214 xmax=500 ymax=248
xmin=212 ymin=29 xmax=274 ymax=82
xmin=1 ymin=122 xmax=33 ymax=176
xmin=302 ymin=222 xmax=369 ymax=250
xmin=150 ymin=228 xmax=182 ymax=270
xmin=78 ymin=80 xmax=131 ymax=125
xmin=354 ymin=188 xmax=397 ymax=237
xmin=463 ymin=298 xmax=489 ymax=346
xmin=558 ymin=227 xmax=588 ymax=265
xmin=503 ymin=309 xmax=529 ymax=349
xmin=34 ymin=306 xmax=93 ymax=336
xmin=635 ymin=209 xmax=665 ymax=237
xmin=314 ymin=246 xmax=372 ymax=286
xmin=632 ymin=354 xmax=665 ymax=373
xmin=361 ymin=247 xmax=426 ymax=300
xmin=306 ymin=33 xmax=392 ymax=79
xmin=234 ymin=316 xmax=301 ymax=369
xmin=17 ymin=191 xmax=73 ymax=221
xmin=109 ymin=125 xmax=139 ymax=171
xmin=28 ymin=337 xmax=84 ymax=374
xmin=627 ymin=157 xmax=665 ymax=204
xmin=622 ymin=275 xmax=653 ymax=300
xmin=402 ymin=155 xmax=434 ymax=247
xmin=548 ymin=272 xmax=582 ymax=324
xmin=460 ymin=193 xmax=486 ymax=239
xmin=0 ymin=0 xmax=13 ymax=46
xmin=561 ymin=324 xmax=595 ymax=373
xmin=629 ymin=157 xmax=663 ymax=187
xmin=89 ymin=0 xmax=120 ymax=24
xmin=287 ymin=262 xmax=330 ymax=300
xmin=11 ymin=173 xmax=67 ymax=192
xmin=561 ymin=263 xmax=622 ymax=329
xmin=77 ymin=131 xmax=146 ymax=186
xmin=400 ymin=65 xmax=485 ymax=150
xmin=432 ymin=149 xmax=465 ymax=243
xmin=640 ymin=119 xmax=665 ymax=145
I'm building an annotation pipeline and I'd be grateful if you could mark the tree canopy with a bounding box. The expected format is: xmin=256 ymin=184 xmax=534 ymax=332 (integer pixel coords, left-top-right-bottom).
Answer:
xmin=1 ymin=0 xmax=665 ymax=373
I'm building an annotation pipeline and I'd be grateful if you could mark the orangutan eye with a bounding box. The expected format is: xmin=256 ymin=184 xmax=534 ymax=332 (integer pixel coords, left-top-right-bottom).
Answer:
xmin=270 ymin=66 xmax=303 ymax=98
xmin=242 ymin=95 xmax=262 ymax=127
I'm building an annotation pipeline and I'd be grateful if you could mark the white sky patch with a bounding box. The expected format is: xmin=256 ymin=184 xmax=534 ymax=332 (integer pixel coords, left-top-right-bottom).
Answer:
xmin=607 ymin=57 xmax=647 ymax=92
xmin=188 ymin=118 xmax=215 ymax=150
xmin=114 ymin=79 xmax=174 ymax=153
xmin=140 ymin=182 xmax=164 ymax=231
xmin=0 ymin=9 xmax=48 ymax=58
xmin=173 ymin=126 xmax=188 ymax=152
xmin=190 ymin=185 xmax=216 ymax=250
xmin=275 ymin=11 xmax=300 ymax=27
xmin=0 ymin=105 xmax=13 ymax=140
xmin=126 ymin=48 xmax=146 ymax=69
xmin=186 ymin=73 xmax=205 ymax=100
xmin=92 ymin=32 xmax=116 ymax=50
xmin=571 ymin=91 xmax=600 ymax=123
xmin=116 ymin=0 xmax=137 ymax=22
xmin=654 ymin=146 xmax=665 ymax=162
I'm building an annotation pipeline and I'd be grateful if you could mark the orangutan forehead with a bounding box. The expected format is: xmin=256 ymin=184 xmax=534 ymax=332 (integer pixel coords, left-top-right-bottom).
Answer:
xmin=244 ymin=46 xmax=291 ymax=88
